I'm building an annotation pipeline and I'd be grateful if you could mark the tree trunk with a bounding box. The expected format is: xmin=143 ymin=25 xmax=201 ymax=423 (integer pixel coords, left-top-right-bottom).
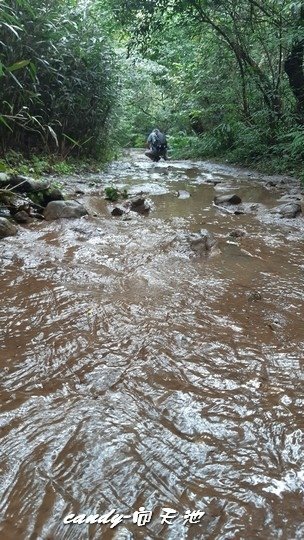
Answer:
xmin=284 ymin=40 xmax=304 ymax=123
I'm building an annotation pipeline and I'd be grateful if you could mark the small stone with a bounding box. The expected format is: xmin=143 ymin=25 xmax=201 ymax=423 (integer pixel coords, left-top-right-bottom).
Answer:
xmin=188 ymin=228 xmax=216 ymax=252
xmin=111 ymin=207 xmax=125 ymax=216
xmin=229 ymin=229 xmax=246 ymax=238
xmin=130 ymin=197 xmax=151 ymax=214
xmin=13 ymin=210 xmax=32 ymax=224
xmin=247 ymin=291 xmax=262 ymax=302
xmin=177 ymin=190 xmax=191 ymax=199
xmin=214 ymin=194 xmax=242 ymax=205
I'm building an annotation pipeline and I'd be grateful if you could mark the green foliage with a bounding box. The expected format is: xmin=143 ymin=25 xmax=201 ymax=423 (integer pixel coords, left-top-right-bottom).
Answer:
xmin=104 ymin=186 xmax=128 ymax=201
xmin=104 ymin=187 xmax=120 ymax=201
xmin=112 ymin=0 xmax=304 ymax=173
xmin=1 ymin=149 xmax=104 ymax=177
xmin=0 ymin=0 xmax=118 ymax=158
xmin=2 ymin=0 xmax=304 ymax=176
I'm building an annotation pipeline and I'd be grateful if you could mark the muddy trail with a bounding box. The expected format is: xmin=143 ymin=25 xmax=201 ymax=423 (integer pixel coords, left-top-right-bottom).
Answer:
xmin=1 ymin=150 xmax=304 ymax=540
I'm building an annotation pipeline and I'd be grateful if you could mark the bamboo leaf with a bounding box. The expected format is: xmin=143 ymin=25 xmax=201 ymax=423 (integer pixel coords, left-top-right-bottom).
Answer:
xmin=1 ymin=22 xmax=21 ymax=38
xmin=48 ymin=125 xmax=59 ymax=146
xmin=63 ymin=133 xmax=81 ymax=146
xmin=7 ymin=60 xmax=31 ymax=72
xmin=0 ymin=116 xmax=13 ymax=132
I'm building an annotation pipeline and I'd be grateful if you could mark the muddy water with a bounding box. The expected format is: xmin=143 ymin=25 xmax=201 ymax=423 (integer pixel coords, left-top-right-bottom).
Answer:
xmin=1 ymin=150 xmax=304 ymax=540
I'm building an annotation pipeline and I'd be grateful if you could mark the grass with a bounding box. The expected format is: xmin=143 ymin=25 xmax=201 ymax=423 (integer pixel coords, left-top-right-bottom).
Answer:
xmin=0 ymin=151 xmax=108 ymax=178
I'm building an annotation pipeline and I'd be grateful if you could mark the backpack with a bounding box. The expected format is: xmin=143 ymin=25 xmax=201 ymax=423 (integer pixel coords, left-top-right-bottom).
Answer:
xmin=154 ymin=131 xmax=167 ymax=148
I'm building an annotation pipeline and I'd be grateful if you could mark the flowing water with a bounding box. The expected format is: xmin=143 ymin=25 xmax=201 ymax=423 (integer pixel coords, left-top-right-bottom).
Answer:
xmin=1 ymin=150 xmax=304 ymax=540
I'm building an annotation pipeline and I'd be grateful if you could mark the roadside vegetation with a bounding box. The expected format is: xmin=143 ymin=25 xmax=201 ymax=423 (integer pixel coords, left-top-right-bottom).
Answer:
xmin=1 ymin=0 xmax=304 ymax=180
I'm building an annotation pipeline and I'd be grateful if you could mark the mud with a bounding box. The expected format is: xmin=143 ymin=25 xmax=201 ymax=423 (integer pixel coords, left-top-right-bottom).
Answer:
xmin=1 ymin=150 xmax=303 ymax=540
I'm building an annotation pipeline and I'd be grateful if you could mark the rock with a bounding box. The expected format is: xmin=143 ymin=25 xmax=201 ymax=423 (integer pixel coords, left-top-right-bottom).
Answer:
xmin=229 ymin=229 xmax=246 ymax=238
xmin=266 ymin=180 xmax=277 ymax=187
xmin=289 ymin=187 xmax=301 ymax=196
xmin=44 ymin=200 xmax=88 ymax=220
xmin=214 ymin=194 xmax=242 ymax=205
xmin=13 ymin=210 xmax=32 ymax=224
xmin=42 ymin=187 xmax=65 ymax=205
xmin=278 ymin=203 xmax=302 ymax=219
xmin=247 ymin=291 xmax=262 ymax=302
xmin=265 ymin=178 xmax=287 ymax=188
xmin=6 ymin=175 xmax=50 ymax=193
xmin=188 ymin=228 xmax=216 ymax=253
xmin=8 ymin=197 xmax=31 ymax=216
xmin=130 ymin=197 xmax=151 ymax=214
xmin=278 ymin=194 xmax=301 ymax=202
xmin=111 ymin=206 xmax=125 ymax=216
xmin=177 ymin=190 xmax=191 ymax=199
xmin=0 ymin=217 xmax=18 ymax=239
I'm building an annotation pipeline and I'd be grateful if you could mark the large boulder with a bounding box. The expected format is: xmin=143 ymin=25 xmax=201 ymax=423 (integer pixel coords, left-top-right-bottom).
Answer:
xmin=3 ymin=175 xmax=50 ymax=193
xmin=0 ymin=217 xmax=18 ymax=239
xmin=41 ymin=187 xmax=65 ymax=205
xmin=214 ymin=194 xmax=242 ymax=205
xmin=44 ymin=200 xmax=88 ymax=220
xmin=278 ymin=202 xmax=302 ymax=218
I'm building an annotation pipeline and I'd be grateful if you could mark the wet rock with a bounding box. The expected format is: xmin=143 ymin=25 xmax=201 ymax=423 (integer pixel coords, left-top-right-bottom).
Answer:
xmin=0 ymin=217 xmax=18 ymax=239
xmin=188 ymin=229 xmax=216 ymax=252
xmin=8 ymin=197 xmax=31 ymax=216
xmin=214 ymin=194 xmax=242 ymax=205
xmin=234 ymin=207 xmax=246 ymax=215
xmin=177 ymin=190 xmax=191 ymax=199
xmin=130 ymin=197 xmax=151 ymax=214
xmin=265 ymin=178 xmax=286 ymax=188
xmin=5 ymin=175 xmax=50 ymax=193
xmin=247 ymin=291 xmax=262 ymax=302
xmin=229 ymin=229 xmax=246 ymax=238
xmin=111 ymin=206 xmax=126 ymax=217
xmin=13 ymin=210 xmax=32 ymax=224
xmin=42 ymin=187 xmax=65 ymax=205
xmin=266 ymin=180 xmax=278 ymax=187
xmin=278 ymin=193 xmax=301 ymax=203
xmin=44 ymin=200 xmax=88 ymax=220
xmin=278 ymin=203 xmax=302 ymax=219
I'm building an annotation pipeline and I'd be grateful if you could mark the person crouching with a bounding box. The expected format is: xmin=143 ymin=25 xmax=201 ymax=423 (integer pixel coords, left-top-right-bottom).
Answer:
xmin=145 ymin=128 xmax=168 ymax=161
